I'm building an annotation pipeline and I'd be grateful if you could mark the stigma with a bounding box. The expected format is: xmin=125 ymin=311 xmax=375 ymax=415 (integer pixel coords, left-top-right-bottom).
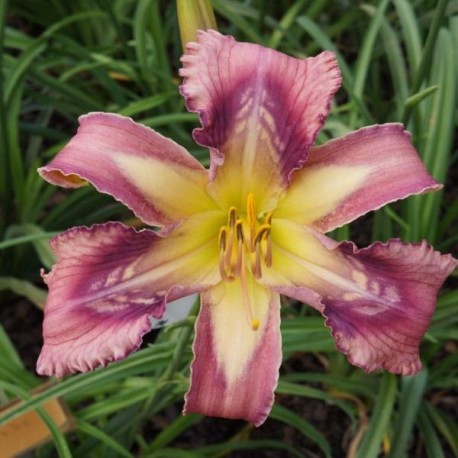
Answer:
xmin=218 ymin=193 xmax=273 ymax=331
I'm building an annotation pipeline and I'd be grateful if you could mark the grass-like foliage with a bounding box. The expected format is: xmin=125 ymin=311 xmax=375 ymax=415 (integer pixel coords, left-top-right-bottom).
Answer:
xmin=0 ymin=0 xmax=457 ymax=456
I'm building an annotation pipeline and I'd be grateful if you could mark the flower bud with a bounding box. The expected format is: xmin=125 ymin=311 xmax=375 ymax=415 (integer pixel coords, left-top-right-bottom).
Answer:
xmin=176 ymin=0 xmax=217 ymax=48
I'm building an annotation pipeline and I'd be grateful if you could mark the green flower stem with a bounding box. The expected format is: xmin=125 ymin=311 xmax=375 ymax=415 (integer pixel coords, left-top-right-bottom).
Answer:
xmin=176 ymin=0 xmax=217 ymax=49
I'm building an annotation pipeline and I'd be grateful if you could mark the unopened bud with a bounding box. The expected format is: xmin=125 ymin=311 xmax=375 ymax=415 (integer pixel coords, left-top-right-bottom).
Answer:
xmin=176 ymin=0 xmax=217 ymax=49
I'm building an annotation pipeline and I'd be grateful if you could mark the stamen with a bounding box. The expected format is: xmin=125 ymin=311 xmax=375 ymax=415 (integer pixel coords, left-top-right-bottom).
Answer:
xmin=235 ymin=219 xmax=244 ymax=242
xmin=228 ymin=206 xmax=237 ymax=228
xmin=252 ymin=225 xmax=270 ymax=278
xmin=224 ymin=221 xmax=235 ymax=268
xmin=264 ymin=212 xmax=273 ymax=225
xmin=218 ymin=227 xmax=234 ymax=281
xmin=234 ymin=219 xmax=244 ymax=276
xmin=217 ymin=198 xmax=273 ymax=287
xmin=254 ymin=224 xmax=271 ymax=245
xmin=262 ymin=213 xmax=273 ymax=267
xmin=218 ymin=226 xmax=227 ymax=252
xmin=264 ymin=235 xmax=272 ymax=267
xmin=219 ymin=254 xmax=234 ymax=281
xmin=252 ymin=242 xmax=263 ymax=279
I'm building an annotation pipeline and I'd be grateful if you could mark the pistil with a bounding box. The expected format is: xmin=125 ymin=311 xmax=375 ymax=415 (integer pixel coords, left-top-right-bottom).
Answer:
xmin=246 ymin=193 xmax=257 ymax=249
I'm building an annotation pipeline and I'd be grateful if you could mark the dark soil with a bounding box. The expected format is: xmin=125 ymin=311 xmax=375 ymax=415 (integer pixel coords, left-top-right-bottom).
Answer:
xmin=1 ymin=296 xmax=43 ymax=371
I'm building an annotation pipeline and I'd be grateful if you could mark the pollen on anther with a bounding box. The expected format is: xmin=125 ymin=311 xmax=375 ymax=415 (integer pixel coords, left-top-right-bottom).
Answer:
xmin=228 ymin=207 xmax=237 ymax=228
xmin=235 ymin=219 xmax=244 ymax=242
xmin=218 ymin=227 xmax=227 ymax=251
xmin=254 ymin=224 xmax=270 ymax=245
xmin=264 ymin=212 xmax=273 ymax=225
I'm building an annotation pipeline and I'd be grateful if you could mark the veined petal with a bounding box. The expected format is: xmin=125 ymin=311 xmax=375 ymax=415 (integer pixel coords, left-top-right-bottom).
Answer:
xmin=321 ymin=239 xmax=457 ymax=374
xmin=263 ymin=220 xmax=457 ymax=375
xmin=184 ymin=278 xmax=281 ymax=426
xmin=38 ymin=113 xmax=217 ymax=228
xmin=37 ymin=216 xmax=222 ymax=377
xmin=275 ymin=124 xmax=441 ymax=231
xmin=180 ymin=30 xmax=341 ymax=210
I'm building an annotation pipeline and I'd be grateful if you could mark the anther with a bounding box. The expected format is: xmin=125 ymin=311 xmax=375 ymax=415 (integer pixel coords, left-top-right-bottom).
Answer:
xmin=264 ymin=212 xmax=273 ymax=225
xmin=254 ymin=224 xmax=271 ymax=245
xmin=220 ymin=224 xmax=233 ymax=267
xmin=228 ymin=207 xmax=237 ymax=228
xmin=233 ymin=219 xmax=244 ymax=276
xmin=218 ymin=199 xmax=273 ymax=286
xmin=218 ymin=227 xmax=227 ymax=252
xmin=235 ymin=219 xmax=244 ymax=242
xmin=218 ymin=227 xmax=234 ymax=281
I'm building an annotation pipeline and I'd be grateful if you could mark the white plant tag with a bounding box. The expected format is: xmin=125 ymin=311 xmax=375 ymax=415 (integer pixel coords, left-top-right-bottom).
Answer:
xmin=151 ymin=294 xmax=197 ymax=329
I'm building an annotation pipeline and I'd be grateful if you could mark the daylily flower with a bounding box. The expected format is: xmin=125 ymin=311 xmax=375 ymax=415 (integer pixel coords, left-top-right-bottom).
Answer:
xmin=37 ymin=31 xmax=457 ymax=426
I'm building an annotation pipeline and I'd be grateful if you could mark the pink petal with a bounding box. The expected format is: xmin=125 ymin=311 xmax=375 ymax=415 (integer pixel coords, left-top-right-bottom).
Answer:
xmin=38 ymin=113 xmax=217 ymax=228
xmin=183 ymin=280 xmax=281 ymax=426
xmin=37 ymin=219 xmax=221 ymax=377
xmin=180 ymin=30 xmax=341 ymax=209
xmin=263 ymin=221 xmax=457 ymax=375
xmin=276 ymin=124 xmax=441 ymax=232
xmin=322 ymin=239 xmax=457 ymax=374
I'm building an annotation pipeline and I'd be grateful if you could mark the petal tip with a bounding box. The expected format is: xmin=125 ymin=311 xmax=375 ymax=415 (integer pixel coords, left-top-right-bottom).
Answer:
xmin=37 ymin=314 xmax=153 ymax=378
xmin=324 ymin=316 xmax=423 ymax=375
xmin=318 ymin=238 xmax=456 ymax=375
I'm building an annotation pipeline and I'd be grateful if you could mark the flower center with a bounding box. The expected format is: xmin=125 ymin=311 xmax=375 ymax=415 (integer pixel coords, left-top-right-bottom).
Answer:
xmin=218 ymin=193 xmax=273 ymax=331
